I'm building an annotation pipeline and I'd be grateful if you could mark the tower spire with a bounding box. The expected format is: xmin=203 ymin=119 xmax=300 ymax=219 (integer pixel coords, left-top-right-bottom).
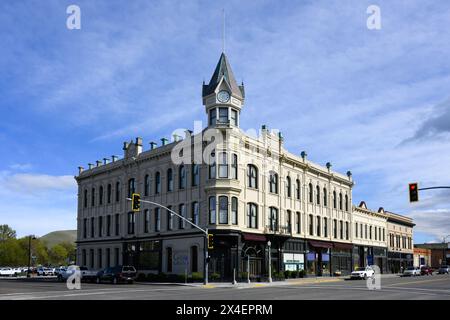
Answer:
xmin=222 ymin=9 xmax=225 ymax=53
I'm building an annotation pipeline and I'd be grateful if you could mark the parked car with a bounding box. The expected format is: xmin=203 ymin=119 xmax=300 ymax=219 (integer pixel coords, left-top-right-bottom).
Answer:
xmin=80 ymin=266 xmax=99 ymax=282
xmin=37 ymin=267 xmax=54 ymax=276
xmin=437 ymin=265 xmax=449 ymax=274
xmin=55 ymin=266 xmax=67 ymax=276
xmin=403 ymin=266 xmax=421 ymax=276
xmin=350 ymin=266 xmax=375 ymax=280
xmin=420 ymin=266 xmax=433 ymax=276
xmin=0 ymin=267 xmax=15 ymax=277
xmin=57 ymin=265 xmax=80 ymax=282
xmin=96 ymin=265 xmax=137 ymax=284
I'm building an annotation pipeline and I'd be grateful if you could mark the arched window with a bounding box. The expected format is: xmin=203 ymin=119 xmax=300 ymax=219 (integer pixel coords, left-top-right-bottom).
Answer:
xmin=99 ymin=186 xmax=104 ymax=205
xmin=231 ymin=197 xmax=238 ymax=225
xmin=339 ymin=192 xmax=343 ymax=210
xmin=324 ymin=217 xmax=328 ymax=237
xmin=247 ymin=203 xmax=258 ymax=229
xmin=286 ymin=176 xmax=292 ymax=198
xmin=192 ymin=164 xmax=199 ymax=186
xmin=84 ymin=189 xmax=88 ymax=208
xmin=345 ymin=194 xmax=349 ymax=211
xmin=144 ymin=174 xmax=150 ymax=196
xmin=269 ymin=172 xmax=278 ymax=193
xmin=355 ymin=222 xmax=358 ymax=238
xmin=333 ymin=219 xmax=337 ymax=238
xmin=155 ymin=172 xmax=161 ymax=194
xmin=308 ymin=183 xmax=313 ymax=203
xmin=316 ymin=185 xmax=320 ymax=205
xmin=209 ymin=196 xmax=216 ymax=224
xmin=218 ymin=152 xmax=228 ymax=178
xmin=296 ymin=212 xmax=301 ymax=234
xmin=91 ymin=187 xmax=95 ymax=206
xmin=209 ymin=150 xmax=216 ymax=179
xmin=247 ymin=164 xmax=258 ymax=188
xmin=192 ymin=202 xmax=199 ymax=226
xmin=219 ymin=196 xmax=228 ymax=224
xmin=127 ymin=178 xmax=135 ymax=198
xmin=167 ymin=206 xmax=173 ymax=230
xmin=269 ymin=207 xmax=278 ymax=231
xmin=296 ymin=179 xmax=301 ymax=200
xmin=179 ymin=165 xmax=186 ymax=189
xmin=178 ymin=204 xmax=186 ymax=229
xmin=339 ymin=220 xmax=343 ymax=239
xmin=333 ymin=190 xmax=337 ymax=209
xmin=231 ymin=154 xmax=238 ymax=179
xmin=323 ymin=188 xmax=327 ymax=207
xmin=107 ymin=184 xmax=112 ymax=203
xmin=316 ymin=216 xmax=321 ymax=236
xmin=308 ymin=214 xmax=314 ymax=235
xmin=346 ymin=221 xmax=349 ymax=240
xmin=167 ymin=169 xmax=173 ymax=191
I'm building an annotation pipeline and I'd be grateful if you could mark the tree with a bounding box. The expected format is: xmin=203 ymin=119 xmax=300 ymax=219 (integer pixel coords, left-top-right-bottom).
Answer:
xmin=59 ymin=241 xmax=76 ymax=264
xmin=0 ymin=225 xmax=16 ymax=241
xmin=0 ymin=238 xmax=26 ymax=266
xmin=48 ymin=244 xmax=68 ymax=266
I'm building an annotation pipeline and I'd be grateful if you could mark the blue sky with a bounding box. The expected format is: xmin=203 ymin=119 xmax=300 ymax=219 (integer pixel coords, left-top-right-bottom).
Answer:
xmin=0 ymin=0 xmax=449 ymax=242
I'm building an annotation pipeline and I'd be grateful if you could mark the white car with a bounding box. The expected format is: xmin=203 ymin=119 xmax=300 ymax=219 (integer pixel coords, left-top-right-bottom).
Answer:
xmin=403 ymin=266 xmax=421 ymax=276
xmin=351 ymin=266 xmax=375 ymax=279
xmin=0 ymin=267 xmax=15 ymax=277
xmin=37 ymin=267 xmax=54 ymax=276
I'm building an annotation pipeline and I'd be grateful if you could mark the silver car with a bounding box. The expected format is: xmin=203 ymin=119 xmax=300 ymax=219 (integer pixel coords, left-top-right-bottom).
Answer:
xmin=438 ymin=265 xmax=449 ymax=274
xmin=403 ymin=266 xmax=420 ymax=276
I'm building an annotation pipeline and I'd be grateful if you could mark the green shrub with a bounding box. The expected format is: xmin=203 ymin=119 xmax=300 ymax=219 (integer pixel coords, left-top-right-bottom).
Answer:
xmin=136 ymin=273 xmax=146 ymax=281
xmin=298 ymin=270 xmax=305 ymax=278
xmin=240 ymin=272 xmax=249 ymax=280
xmin=210 ymin=273 xmax=220 ymax=281
xmin=284 ymin=270 xmax=291 ymax=279
xmin=146 ymin=273 xmax=158 ymax=282
xmin=156 ymin=272 xmax=167 ymax=281
xmin=191 ymin=272 xmax=203 ymax=281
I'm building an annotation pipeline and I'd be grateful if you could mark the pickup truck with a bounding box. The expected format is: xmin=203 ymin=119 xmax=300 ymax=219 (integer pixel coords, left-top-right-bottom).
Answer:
xmin=80 ymin=266 xmax=99 ymax=282
xmin=57 ymin=266 xmax=98 ymax=282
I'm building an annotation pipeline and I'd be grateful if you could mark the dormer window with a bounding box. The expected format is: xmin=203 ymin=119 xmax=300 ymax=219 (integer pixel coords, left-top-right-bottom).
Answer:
xmin=218 ymin=107 xmax=228 ymax=123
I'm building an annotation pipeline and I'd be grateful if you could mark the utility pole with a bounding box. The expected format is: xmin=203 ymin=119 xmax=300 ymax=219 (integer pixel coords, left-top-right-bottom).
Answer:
xmin=27 ymin=235 xmax=36 ymax=278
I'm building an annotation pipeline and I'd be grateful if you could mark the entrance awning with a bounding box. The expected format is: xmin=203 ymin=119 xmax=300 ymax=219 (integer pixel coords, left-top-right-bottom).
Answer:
xmin=242 ymin=233 xmax=267 ymax=242
xmin=333 ymin=242 xmax=353 ymax=250
xmin=309 ymin=240 xmax=333 ymax=249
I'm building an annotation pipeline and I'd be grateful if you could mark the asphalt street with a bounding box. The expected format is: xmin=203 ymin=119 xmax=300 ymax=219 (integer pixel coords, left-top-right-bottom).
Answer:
xmin=0 ymin=274 xmax=449 ymax=300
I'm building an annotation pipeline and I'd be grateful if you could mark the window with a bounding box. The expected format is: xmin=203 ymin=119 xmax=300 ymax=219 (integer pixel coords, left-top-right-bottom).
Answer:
xmin=106 ymin=248 xmax=111 ymax=268
xmin=287 ymin=210 xmax=292 ymax=232
xmin=355 ymin=223 xmax=358 ymax=238
xmin=114 ymin=248 xmax=119 ymax=266
xmin=209 ymin=108 xmax=216 ymax=125
xmin=333 ymin=219 xmax=337 ymax=238
xmin=127 ymin=212 xmax=135 ymax=234
xmin=209 ymin=197 xmax=216 ymax=224
xmin=219 ymin=196 xmax=228 ymax=224
xmin=179 ymin=166 xmax=186 ymax=189
xmin=166 ymin=247 xmax=173 ymax=272
xmin=99 ymin=186 xmax=103 ymax=205
xmin=98 ymin=249 xmax=102 ymax=269
xmin=115 ymin=181 xmax=120 ymax=202
xmin=167 ymin=169 xmax=173 ymax=191
xmin=144 ymin=175 xmax=150 ymax=196
xmin=345 ymin=194 xmax=349 ymax=211
xmin=154 ymin=208 xmax=160 ymax=232
xmin=231 ymin=197 xmax=238 ymax=225
xmin=308 ymin=214 xmax=314 ymax=236
xmin=209 ymin=151 xmax=216 ymax=179
xmin=191 ymin=246 xmax=198 ymax=272
xmin=91 ymin=217 xmax=95 ymax=237
xmin=107 ymin=184 xmax=112 ymax=203
xmin=369 ymin=226 xmax=372 ymax=240
xmin=269 ymin=172 xmax=278 ymax=193
xmin=269 ymin=207 xmax=278 ymax=231
xmin=339 ymin=193 xmax=343 ymax=210
xmin=375 ymin=226 xmax=378 ymax=240
xmin=323 ymin=188 xmax=327 ymax=206
xmin=179 ymin=204 xmax=186 ymax=229
xmin=339 ymin=220 xmax=343 ymax=239
xmin=383 ymin=228 xmax=385 ymax=242
xmin=218 ymin=152 xmax=228 ymax=178
xmin=115 ymin=214 xmax=120 ymax=236
xmin=360 ymin=224 xmax=363 ymax=239
xmin=365 ymin=224 xmax=368 ymax=239
xmin=247 ymin=203 xmax=258 ymax=229
xmin=316 ymin=216 xmax=321 ymax=236
xmin=155 ymin=172 xmax=161 ymax=194
xmin=144 ymin=209 xmax=150 ymax=233
xmin=296 ymin=179 xmax=301 ymax=200
xmin=192 ymin=202 xmax=199 ymax=226
xmin=230 ymin=109 xmax=238 ymax=126
xmin=90 ymin=249 xmax=94 ymax=269
xmin=324 ymin=217 xmax=328 ymax=237
xmin=286 ymin=176 xmax=292 ymax=197
xmin=192 ymin=164 xmax=199 ymax=186
xmin=345 ymin=221 xmax=349 ymax=240
xmin=83 ymin=218 xmax=87 ymax=238
xmin=309 ymin=183 xmax=313 ymax=203
xmin=128 ymin=178 xmax=135 ymax=198
xmin=247 ymin=165 xmax=258 ymax=188
xmin=84 ymin=189 xmax=88 ymax=208
xmin=106 ymin=215 xmax=111 ymax=236
xmin=218 ymin=107 xmax=228 ymax=123
xmin=82 ymin=249 xmax=86 ymax=266
xmin=91 ymin=187 xmax=95 ymax=206
xmin=333 ymin=191 xmax=337 ymax=209
xmin=231 ymin=154 xmax=238 ymax=179
xmin=316 ymin=185 xmax=320 ymax=205
xmin=296 ymin=212 xmax=301 ymax=234
xmin=167 ymin=206 xmax=173 ymax=230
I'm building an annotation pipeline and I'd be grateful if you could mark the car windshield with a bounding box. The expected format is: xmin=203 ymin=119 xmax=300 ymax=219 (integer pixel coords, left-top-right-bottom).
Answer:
xmin=355 ymin=267 xmax=365 ymax=271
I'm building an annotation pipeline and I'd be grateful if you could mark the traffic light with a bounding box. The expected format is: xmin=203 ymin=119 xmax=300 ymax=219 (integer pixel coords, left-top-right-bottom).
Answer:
xmin=409 ymin=183 xmax=419 ymax=202
xmin=208 ymin=234 xmax=214 ymax=249
xmin=131 ymin=193 xmax=141 ymax=211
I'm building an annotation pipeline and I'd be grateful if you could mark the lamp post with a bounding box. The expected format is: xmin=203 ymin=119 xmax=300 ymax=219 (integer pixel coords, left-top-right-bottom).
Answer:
xmin=443 ymin=235 xmax=450 ymax=266
xmin=267 ymin=240 xmax=272 ymax=283
xmin=27 ymin=235 xmax=36 ymax=278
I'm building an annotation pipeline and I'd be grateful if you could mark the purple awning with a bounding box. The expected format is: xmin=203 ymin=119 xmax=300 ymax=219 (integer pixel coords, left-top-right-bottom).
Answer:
xmin=309 ymin=240 xmax=333 ymax=249
xmin=242 ymin=233 xmax=267 ymax=242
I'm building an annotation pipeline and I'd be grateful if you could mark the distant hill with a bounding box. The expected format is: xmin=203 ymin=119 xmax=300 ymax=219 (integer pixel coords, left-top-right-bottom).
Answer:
xmin=40 ymin=230 xmax=77 ymax=248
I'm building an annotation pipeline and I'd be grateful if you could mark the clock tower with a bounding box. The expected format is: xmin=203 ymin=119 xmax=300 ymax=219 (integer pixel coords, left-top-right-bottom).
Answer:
xmin=202 ymin=52 xmax=245 ymax=128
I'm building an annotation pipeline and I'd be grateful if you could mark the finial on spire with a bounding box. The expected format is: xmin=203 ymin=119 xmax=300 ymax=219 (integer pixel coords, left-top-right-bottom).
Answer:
xmin=222 ymin=9 xmax=226 ymax=53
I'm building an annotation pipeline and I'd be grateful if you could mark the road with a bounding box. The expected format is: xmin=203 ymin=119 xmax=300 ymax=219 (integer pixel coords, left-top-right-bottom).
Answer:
xmin=0 ymin=274 xmax=449 ymax=300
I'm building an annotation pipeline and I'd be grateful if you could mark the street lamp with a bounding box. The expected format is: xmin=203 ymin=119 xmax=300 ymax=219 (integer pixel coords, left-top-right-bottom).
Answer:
xmin=442 ymin=235 xmax=450 ymax=266
xmin=27 ymin=235 xmax=36 ymax=278
xmin=267 ymin=240 xmax=272 ymax=283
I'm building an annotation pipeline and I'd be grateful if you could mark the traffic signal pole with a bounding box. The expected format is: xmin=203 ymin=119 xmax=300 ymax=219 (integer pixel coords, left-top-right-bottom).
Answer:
xmin=126 ymin=197 xmax=210 ymax=285
xmin=408 ymin=184 xmax=450 ymax=202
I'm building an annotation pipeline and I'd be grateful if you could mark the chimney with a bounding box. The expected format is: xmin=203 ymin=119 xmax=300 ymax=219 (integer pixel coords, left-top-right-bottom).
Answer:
xmin=326 ymin=162 xmax=332 ymax=172
xmin=78 ymin=166 xmax=84 ymax=175
xmin=111 ymin=155 xmax=118 ymax=162
xmin=173 ymin=134 xmax=181 ymax=142
xmin=301 ymin=151 xmax=307 ymax=161
xmin=123 ymin=141 xmax=129 ymax=150
xmin=278 ymin=131 xmax=284 ymax=141
xmin=103 ymin=158 xmax=109 ymax=165
xmin=347 ymin=171 xmax=352 ymax=180
xmin=135 ymin=137 xmax=143 ymax=155
xmin=88 ymin=163 xmax=94 ymax=170
xmin=96 ymin=160 xmax=102 ymax=167
xmin=150 ymin=142 xmax=157 ymax=150
xmin=161 ymin=138 xmax=168 ymax=146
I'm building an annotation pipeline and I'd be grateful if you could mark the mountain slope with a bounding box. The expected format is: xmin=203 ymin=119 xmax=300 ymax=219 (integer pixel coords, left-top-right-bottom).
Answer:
xmin=40 ymin=230 xmax=77 ymax=248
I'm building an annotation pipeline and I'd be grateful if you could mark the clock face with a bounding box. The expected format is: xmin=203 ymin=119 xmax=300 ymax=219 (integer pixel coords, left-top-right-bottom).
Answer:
xmin=217 ymin=90 xmax=230 ymax=103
